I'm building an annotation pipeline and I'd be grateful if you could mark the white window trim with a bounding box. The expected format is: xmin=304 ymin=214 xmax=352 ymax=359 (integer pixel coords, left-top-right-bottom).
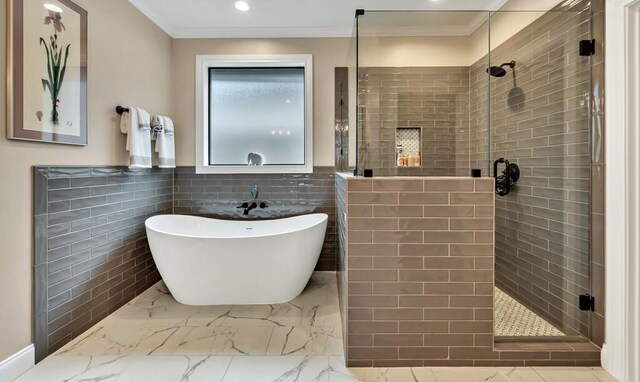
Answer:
xmin=195 ymin=54 xmax=313 ymax=174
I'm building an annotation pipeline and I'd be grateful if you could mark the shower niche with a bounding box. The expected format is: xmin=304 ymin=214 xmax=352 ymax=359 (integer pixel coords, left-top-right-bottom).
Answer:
xmin=395 ymin=127 xmax=421 ymax=168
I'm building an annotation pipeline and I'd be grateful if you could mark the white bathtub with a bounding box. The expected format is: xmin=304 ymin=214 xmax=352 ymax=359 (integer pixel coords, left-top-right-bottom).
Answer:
xmin=145 ymin=213 xmax=328 ymax=305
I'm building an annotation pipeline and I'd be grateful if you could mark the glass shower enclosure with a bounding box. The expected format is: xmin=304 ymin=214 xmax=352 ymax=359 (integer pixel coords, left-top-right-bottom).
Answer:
xmin=344 ymin=4 xmax=593 ymax=340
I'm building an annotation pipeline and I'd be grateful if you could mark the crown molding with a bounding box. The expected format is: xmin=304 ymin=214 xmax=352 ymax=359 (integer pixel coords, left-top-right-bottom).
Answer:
xmin=130 ymin=0 xmax=520 ymax=40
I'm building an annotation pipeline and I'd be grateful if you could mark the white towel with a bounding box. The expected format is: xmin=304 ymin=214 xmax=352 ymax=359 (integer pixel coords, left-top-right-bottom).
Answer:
xmin=154 ymin=115 xmax=175 ymax=168
xmin=120 ymin=107 xmax=152 ymax=168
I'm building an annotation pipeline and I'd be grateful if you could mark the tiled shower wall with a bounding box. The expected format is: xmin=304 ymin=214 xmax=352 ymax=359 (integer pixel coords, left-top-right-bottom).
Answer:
xmin=469 ymin=7 xmax=593 ymax=336
xmin=469 ymin=59 xmax=490 ymax=175
xmin=341 ymin=176 xmax=497 ymax=367
xmin=358 ymin=67 xmax=470 ymax=177
xmin=337 ymin=174 xmax=601 ymax=366
xmin=171 ymin=167 xmax=337 ymax=271
xmin=34 ymin=167 xmax=172 ymax=360
xmin=336 ymin=173 xmax=349 ymax=353
xmin=34 ymin=166 xmax=338 ymax=361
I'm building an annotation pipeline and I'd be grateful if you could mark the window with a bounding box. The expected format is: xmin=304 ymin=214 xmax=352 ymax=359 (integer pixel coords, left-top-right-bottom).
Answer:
xmin=196 ymin=55 xmax=313 ymax=174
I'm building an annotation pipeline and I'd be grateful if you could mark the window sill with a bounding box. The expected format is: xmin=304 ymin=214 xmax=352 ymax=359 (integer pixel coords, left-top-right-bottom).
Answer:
xmin=195 ymin=164 xmax=314 ymax=174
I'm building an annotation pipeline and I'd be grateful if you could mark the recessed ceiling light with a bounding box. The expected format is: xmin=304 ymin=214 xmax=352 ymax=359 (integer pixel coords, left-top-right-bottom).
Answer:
xmin=44 ymin=3 xmax=63 ymax=12
xmin=234 ymin=1 xmax=250 ymax=12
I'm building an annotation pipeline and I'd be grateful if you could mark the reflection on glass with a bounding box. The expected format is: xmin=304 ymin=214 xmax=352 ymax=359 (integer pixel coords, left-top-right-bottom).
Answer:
xmin=209 ymin=68 xmax=305 ymax=165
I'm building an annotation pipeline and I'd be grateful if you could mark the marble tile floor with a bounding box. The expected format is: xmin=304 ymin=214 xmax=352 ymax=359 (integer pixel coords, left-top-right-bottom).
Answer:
xmin=15 ymin=272 xmax=616 ymax=382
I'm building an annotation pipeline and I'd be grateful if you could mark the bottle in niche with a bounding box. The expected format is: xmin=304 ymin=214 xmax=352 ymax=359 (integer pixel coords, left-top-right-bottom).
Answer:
xmin=396 ymin=144 xmax=404 ymax=167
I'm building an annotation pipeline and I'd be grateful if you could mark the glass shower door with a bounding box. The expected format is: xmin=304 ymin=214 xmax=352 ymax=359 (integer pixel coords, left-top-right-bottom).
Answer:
xmin=489 ymin=9 xmax=592 ymax=338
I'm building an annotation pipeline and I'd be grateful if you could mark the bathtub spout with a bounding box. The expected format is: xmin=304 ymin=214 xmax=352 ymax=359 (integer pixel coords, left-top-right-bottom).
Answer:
xmin=244 ymin=202 xmax=258 ymax=215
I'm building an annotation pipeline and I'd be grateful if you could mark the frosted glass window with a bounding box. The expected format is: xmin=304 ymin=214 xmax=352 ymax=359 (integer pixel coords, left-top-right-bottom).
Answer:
xmin=208 ymin=68 xmax=306 ymax=166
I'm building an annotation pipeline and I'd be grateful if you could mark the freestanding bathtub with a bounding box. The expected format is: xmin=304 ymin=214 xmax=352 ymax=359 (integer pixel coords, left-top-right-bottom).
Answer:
xmin=145 ymin=213 xmax=328 ymax=305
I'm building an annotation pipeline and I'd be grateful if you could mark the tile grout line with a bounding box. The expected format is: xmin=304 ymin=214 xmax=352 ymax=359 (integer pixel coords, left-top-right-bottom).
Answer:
xmin=220 ymin=356 xmax=235 ymax=382
xmin=531 ymin=366 xmax=549 ymax=382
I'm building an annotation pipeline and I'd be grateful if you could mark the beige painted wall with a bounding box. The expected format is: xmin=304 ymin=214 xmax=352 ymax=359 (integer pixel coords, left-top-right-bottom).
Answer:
xmin=171 ymin=36 xmax=480 ymax=166
xmin=171 ymin=38 xmax=351 ymax=167
xmin=359 ymin=36 xmax=474 ymax=67
xmin=468 ymin=12 xmax=546 ymax=64
xmin=0 ymin=0 xmax=172 ymax=360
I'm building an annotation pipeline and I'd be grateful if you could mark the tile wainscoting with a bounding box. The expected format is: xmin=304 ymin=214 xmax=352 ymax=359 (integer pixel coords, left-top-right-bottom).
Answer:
xmin=33 ymin=166 xmax=173 ymax=361
xmin=33 ymin=166 xmax=337 ymax=361
xmin=172 ymin=166 xmax=337 ymax=271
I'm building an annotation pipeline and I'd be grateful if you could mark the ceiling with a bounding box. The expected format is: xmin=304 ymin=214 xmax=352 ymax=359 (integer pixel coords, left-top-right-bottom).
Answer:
xmin=128 ymin=0 xmax=511 ymax=38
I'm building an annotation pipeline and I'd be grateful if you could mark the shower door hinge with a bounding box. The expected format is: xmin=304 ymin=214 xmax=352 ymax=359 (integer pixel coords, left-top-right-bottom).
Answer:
xmin=355 ymin=9 xmax=365 ymax=17
xmin=579 ymin=294 xmax=595 ymax=311
xmin=579 ymin=39 xmax=596 ymax=56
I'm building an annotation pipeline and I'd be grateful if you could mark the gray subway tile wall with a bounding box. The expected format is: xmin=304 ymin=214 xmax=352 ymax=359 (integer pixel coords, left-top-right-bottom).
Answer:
xmin=33 ymin=166 xmax=173 ymax=361
xmin=357 ymin=67 xmax=471 ymax=177
xmin=470 ymin=8 xmax=593 ymax=337
xmin=469 ymin=56 xmax=490 ymax=175
xmin=336 ymin=173 xmax=349 ymax=355
xmin=341 ymin=176 xmax=498 ymax=367
xmin=34 ymin=165 xmax=339 ymax=361
xmin=337 ymin=174 xmax=601 ymax=366
xmin=172 ymin=166 xmax=337 ymax=271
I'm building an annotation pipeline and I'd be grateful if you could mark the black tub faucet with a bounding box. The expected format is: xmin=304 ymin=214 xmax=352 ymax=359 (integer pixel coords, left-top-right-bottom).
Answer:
xmin=236 ymin=184 xmax=268 ymax=215
xmin=244 ymin=202 xmax=258 ymax=215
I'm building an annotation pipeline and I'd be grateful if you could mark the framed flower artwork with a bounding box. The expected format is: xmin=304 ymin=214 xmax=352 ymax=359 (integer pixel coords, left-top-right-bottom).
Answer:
xmin=7 ymin=0 xmax=88 ymax=145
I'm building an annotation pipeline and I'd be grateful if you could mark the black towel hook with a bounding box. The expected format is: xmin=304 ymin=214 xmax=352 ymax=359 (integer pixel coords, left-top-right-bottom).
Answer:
xmin=115 ymin=106 xmax=129 ymax=115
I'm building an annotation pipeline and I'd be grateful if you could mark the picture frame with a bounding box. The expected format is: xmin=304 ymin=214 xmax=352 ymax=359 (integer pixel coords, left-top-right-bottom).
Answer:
xmin=7 ymin=0 xmax=88 ymax=145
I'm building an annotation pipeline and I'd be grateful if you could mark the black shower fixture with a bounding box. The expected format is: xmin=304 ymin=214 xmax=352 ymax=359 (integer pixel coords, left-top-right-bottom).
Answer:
xmin=486 ymin=60 xmax=516 ymax=77
xmin=493 ymin=158 xmax=520 ymax=196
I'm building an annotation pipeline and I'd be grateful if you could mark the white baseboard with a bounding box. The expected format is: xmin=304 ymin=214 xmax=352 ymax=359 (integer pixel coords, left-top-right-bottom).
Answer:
xmin=600 ymin=344 xmax=610 ymax=371
xmin=0 ymin=345 xmax=35 ymax=382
